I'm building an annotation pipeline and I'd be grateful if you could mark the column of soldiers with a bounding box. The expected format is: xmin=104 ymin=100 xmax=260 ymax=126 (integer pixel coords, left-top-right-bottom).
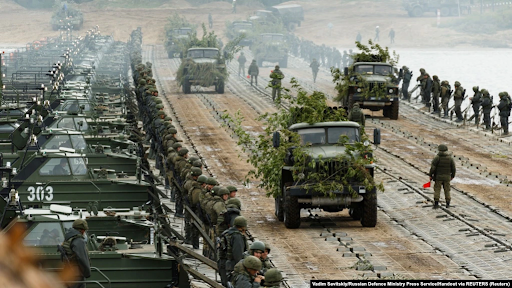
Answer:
xmin=403 ymin=67 xmax=511 ymax=135
xmin=129 ymin=29 xmax=285 ymax=288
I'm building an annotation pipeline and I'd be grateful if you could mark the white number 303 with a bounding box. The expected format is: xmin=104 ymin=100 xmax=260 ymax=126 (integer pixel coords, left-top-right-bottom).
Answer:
xmin=27 ymin=186 xmax=54 ymax=202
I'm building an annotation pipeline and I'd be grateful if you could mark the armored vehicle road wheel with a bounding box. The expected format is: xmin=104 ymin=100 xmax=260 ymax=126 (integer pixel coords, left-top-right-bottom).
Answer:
xmin=216 ymin=80 xmax=225 ymax=94
xmin=389 ymin=100 xmax=399 ymax=120
xmin=349 ymin=207 xmax=362 ymax=220
xmin=361 ymin=192 xmax=377 ymax=227
xmin=275 ymin=196 xmax=284 ymax=221
xmin=412 ymin=6 xmax=423 ymax=17
xmin=283 ymin=196 xmax=300 ymax=228
xmin=280 ymin=56 xmax=288 ymax=68
xmin=182 ymin=80 xmax=191 ymax=94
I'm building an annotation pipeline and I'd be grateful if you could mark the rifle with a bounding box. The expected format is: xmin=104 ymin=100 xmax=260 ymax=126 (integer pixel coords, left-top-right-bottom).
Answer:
xmin=245 ymin=229 xmax=255 ymax=242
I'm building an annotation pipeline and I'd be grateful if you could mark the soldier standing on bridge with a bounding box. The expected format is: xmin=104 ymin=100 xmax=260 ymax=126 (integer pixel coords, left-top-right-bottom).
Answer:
xmin=374 ymin=26 xmax=380 ymax=42
xmin=348 ymin=103 xmax=365 ymax=127
xmin=470 ymin=86 xmax=482 ymax=125
xmin=498 ymin=92 xmax=511 ymax=135
xmin=401 ymin=66 xmax=412 ymax=100
xmin=389 ymin=28 xmax=395 ymax=44
xmin=248 ymin=60 xmax=259 ymax=86
xmin=481 ymin=89 xmax=493 ymax=130
xmin=429 ymin=144 xmax=456 ymax=209
xmin=238 ymin=52 xmax=247 ymax=76
xmin=208 ymin=13 xmax=213 ymax=29
xmin=270 ymin=65 xmax=284 ymax=102
xmin=310 ymin=58 xmax=320 ymax=83
xmin=453 ymin=81 xmax=464 ymax=122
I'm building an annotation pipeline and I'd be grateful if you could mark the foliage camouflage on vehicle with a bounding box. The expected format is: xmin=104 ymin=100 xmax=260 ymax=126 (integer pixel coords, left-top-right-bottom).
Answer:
xmin=164 ymin=13 xmax=196 ymax=58
xmin=250 ymin=33 xmax=288 ymax=68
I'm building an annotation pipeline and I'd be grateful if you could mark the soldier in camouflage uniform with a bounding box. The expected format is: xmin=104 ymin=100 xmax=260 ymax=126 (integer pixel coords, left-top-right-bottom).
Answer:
xmin=62 ymin=219 xmax=91 ymax=288
xmin=232 ymin=256 xmax=264 ymax=288
xmin=219 ymin=216 xmax=248 ymax=286
xmin=166 ymin=142 xmax=182 ymax=200
xmin=174 ymin=148 xmax=189 ymax=217
xmin=207 ymin=187 xmax=229 ymax=237
xmin=429 ymin=144 xmax=456 ymax=209
xmin=431 ymin=75 xmax=441 ymax=114
xmin=470 ymin=86 xmax=482 ymax=125
xmin=248 ymin=60 xmax=259 ymax=86
xmin=498 ymin=92 xmax=511 ymax=135
xmin=261 ymin=243 xmax=272 ymax=274
xmin=453 ymin=81 xmax=464 ymax=122
xmin=184 ymin=167 xmax=202 ymax=246
xmin=270 ymin=65 xmax=284 ymax=102
xmin=310 ymin=58 xmax=320 ymax=83
xmin=227 ymin=185 xmax=238 ymax=198
xmin=440 ymin=81 xmax=452 ymax=118
xmin=481 ymin=89 xmax=492 ymax=130
xmin=348 ymin=103 xmax=365 ymax=126
xmin=218 ymin=197 xmax=241 ymax=231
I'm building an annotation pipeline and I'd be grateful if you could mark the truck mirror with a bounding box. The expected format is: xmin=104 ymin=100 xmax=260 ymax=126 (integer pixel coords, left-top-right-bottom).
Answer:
xmin=373 ymin=128 xmax=381 ymax=146
xmin=398 ymin=68 xmax=403 ymax=78
xmin=344 ymin=67 xmax=349 ymax=76
xmin=272 ymin=131 xmax=280 ymax=148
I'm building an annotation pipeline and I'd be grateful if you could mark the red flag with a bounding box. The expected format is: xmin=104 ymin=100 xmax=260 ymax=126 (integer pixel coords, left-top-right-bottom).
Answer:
xmin=247 ymin=75 xmax=250 ymax=79
xmin=423 ymin=181 xmax=431 ymax=188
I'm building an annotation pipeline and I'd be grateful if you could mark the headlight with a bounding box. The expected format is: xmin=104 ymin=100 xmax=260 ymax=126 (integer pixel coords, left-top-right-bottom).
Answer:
xmin=388 ymin=88 xmax=394 ymax=94
xmin=364 ymin=140 xmax=370 ymax=146
xmin=297 ymin=173 xmax=305 ymax=179
xmin=357 ymin=88 xmax=362 ymax=93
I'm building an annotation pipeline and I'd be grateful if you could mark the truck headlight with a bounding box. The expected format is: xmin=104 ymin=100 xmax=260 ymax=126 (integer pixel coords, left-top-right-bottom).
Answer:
xmin=364 ymin=140 xmax=370 ymax=146
xmin=357 ymin=88 xmax=362 ymax=93
xmin=388 ymin=88 xmax=394 ymax=94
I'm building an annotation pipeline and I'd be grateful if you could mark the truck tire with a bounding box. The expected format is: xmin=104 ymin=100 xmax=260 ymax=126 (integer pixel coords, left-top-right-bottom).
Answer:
xmin=389 ymin=100 xmax=399 ymax=120
xmin=280 ymin=56 xmax=288 ymax=68
xmin=412 ymin=6 xmax=423 ymax=17
xmin=283 ymin=196 xmax=300 ymax=229
xmin=182 ymin=80 xmax=191 ymax=94
xmin=361 ymin=193 xmax=377 ymax=227
xmin=216 ymin=81 xmax=225 ymax=94
xmin=275 ymin=197 xmax=284 ymax=221
xmin=349 ymin=207 xmax=362 ymax=220
xmin=382 ymin=105 xmax=390 ymax=118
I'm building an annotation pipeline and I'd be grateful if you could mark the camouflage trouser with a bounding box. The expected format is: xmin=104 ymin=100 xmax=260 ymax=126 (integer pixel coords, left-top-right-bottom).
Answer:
xmin=402 ymin=82 xmax=410 ymax=100
xmin=218 ymin=258 xmax=228 ymax=287
xmin=272 ymin=87 xmax=282 ymax=102
xmin=483 ymin=112 xmax=491 ymax=129
xmin=501 ymin=116 xmax=509 ymax=134
xmin=473 ymin=105 xmax=481 ymax=125
xmin=442 ymin=97 xmax=450 ymax=115
xmin=432 ymin=93 xmax=440 ymax=112
xmin=454 ymin=99 xmax=463 ymax=120
xmin=312 ymin=70 xmax=318 ymax=83
xmin=166 ymin=170 xmax=175 ymax=200
xmin=434 ymin=180 xmax=451 ymax=202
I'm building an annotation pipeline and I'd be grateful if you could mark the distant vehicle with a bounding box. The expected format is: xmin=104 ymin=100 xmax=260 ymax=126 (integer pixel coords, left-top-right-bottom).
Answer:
xmin=226 ymin=21 xmax=254 ymax=46
xmin=50 ymin=6 xmax=84 ymax=30
xmin=270 ymin=4 xmax=304 ymax=31
xmin=403 ymin=0 xmax=471 ymax=17
xmin=248 ymin=10 xmax=274 ymax=24
xmin=179 ymin=47 xmax=226 ymax=94
xmin=164 ymin=27 xmax=193 ymax=58
xmin=250 ymin=33 xmax=288 ymax=68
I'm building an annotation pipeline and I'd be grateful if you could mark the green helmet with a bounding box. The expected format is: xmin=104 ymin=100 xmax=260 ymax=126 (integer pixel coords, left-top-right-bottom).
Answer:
xmin=419 ymin=68 xmax=425 ymax=73
xmin=178 ymin=148 xmax=189 ymax=156
xmin=433 ymin=75 xmax=438 ymax=80
xmin=226 ymin=197 xmax=241 ymax=210
xmin=139 ymin=79 xmax=146 ymax=85
xmin=499 ymin=92 xmax=505 ymax=97
xmin=473 ymin=86 xmax=479 ymax=92
xmin=192 ymin=160 xmax=203 ymax=168
xmin=157 ymin=111 xmax=165 ymax=116
xmin=188 ymin=156 xmax=199 ymax=163
xmin=169 ymin=128 xmax=177 ymax=134
xmin=155 ymin=98 xmax=163 ymax=104
xmin=249 ymin=241 xmax=265 ymax=252
xmin=73 ymin=219 xmax=89 ymax=230
xmin=164 ymin=116 xmax=172 ymax=121
xmin=164 ymin=121 xmax=172 ymax=127
xmin=191 ymin=167 xmax=202 ymax=176
xmin=264 ymin=268 xmax=283 ymax=285
xmin=217 ymin=187 xmax=229 ymax=196
xmin=212 ymin=186 xmax=220 ymax=195
xmin=156 ymin=104 xmax=164 ymax=109
xmin=233 ymin=216 xmax=247 ymax=227
xmin=264 ymin=242 xmax=271 ymax=252
xmin=454 ymin=81 xmax=461 ymax=87
xmin=275 ymin=65 xmax=280 ymax=70
xmin=172 ymin=143 xmax=182 ymax=149
xmin=226 ymin=185 xmax=237 ymax=192
xmin=198 ymin=175 xmax=208 ymax=184
xmin=438 ymin=144 xmax=448 ymax=152
xmin=481 ymin=89 xmax=489 ymax=96
xmin=206 ymin=177 xmax=218 ymax=185
xmin=243 ymin=255 xmax=262 ymax=270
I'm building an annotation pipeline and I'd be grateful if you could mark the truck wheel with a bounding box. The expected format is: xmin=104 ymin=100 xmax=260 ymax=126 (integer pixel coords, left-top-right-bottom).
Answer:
xmin=389 ymin=100 xmax=399 ymax=120
xmin=382 ymin=106 xmax=390 ymax=118
xmin=275 ymin=197 xmax=284 ymax=221
xmin=440 ymin=7 xmax=450 ymax=17
xmin=412 ymin=6 xmax=423 ymax=17
xmin=361 ymin=193 xmax=377 ymax=227
xmin=280 ymin=56 xmax=288 ymax=68
xmin=283 ymin=196 xmax=300 ymax=229
xmin=216 ymin=81 xmax=225 ymax=94
xmin=349 ymin=207 xmax=362 ymax=220
xmin=182 ymin=80 xmax=191 ymax=94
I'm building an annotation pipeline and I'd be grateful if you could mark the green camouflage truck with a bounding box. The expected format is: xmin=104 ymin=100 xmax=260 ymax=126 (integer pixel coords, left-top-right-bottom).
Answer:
xmin=250 ymin=33 xmax=288 ymax=68
xmin=164 ymin=27 xmax=193 ymax=58
xmin=403 ymin=0 xmax=471 ymax=17
xmin=273 ymin=121 xmax=381 ymax=229
xmin=179 ymin=47 xmax=227 ymax=94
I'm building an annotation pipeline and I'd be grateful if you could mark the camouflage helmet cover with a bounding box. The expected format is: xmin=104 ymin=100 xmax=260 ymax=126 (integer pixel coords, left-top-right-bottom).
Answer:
xmin=249 ymin=241 xmax=265 ymax=252
xmin=217 ymin=187 xmax=229 ymax=196
xmin=192 ymin=160 xmax=203 ymax=167
xmin=206 ymin=177 xmax=218 ymax=185
xmin=233 ymin=216 xmax=247 ymax=227
xmin=264 ymin=268 xmax=283 ymax=284
xmin=178 ymin=148 xmax=189 ymax=156
xmin=197 ymin=175 xmax=208 ymax=184
xmin=172 ymin=142 xmax=182 ymax=149
xmin=243 ymin=255 xmax=262 ymax=271
xmin=454 ymin=81 xmax=461 ymax=87
xmin=190 ymin=167 xmax=202 ymax=176
xmin=473 ymin=86 xmax=479 ymax=92
xmin=226 ymin=185 xmax=237 ymax=192
xmin=73 ymin=219 xmax=89 ymax=230
xmin=438 ymin=144 xmax=448 ymax=151
xmin=226 ymin=197 xmax=241 ymax=210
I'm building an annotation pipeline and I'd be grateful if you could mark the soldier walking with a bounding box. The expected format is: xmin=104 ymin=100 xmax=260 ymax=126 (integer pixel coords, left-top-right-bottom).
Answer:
xmin=374 ymin=26 xmax=380 ymax=42
xmin=389 ymin=28 xmax=395 ymax=44
xmin=342 ymin=50 xmax=349 ymax=69
xmin=481 ymin=89 xmax=492 ymax=130
xmin=356 ymin=32 xmax=362 ymax=43
xmin=270 ymin=65 xmax=284 ymax=102
xmin=498 ymin=92 xmax=511 ymax=135
xmin=208 ymin=13 xmax=213 ymax=29
xmin=310 ymin=58 xmax=320 ymax=83
xmin=248 ymin=60 xmax=259 ymax=86
xmin=348 ymin=103 xmax=365 ymax=126
xmin=429 ymin=144 xmax=456 ymax=209
xmin=62 ymin=219 xmax=91 ymax=288
xmin=219 ymin=216 xmax=248 ymax=286
xmin=470 ymin=86 xmax=482 ymax=125
xmin=238 ymin=52 xmax=247 ymax=76
xmin=453 ymin=81 xmax=464 ymax=122
xmin=431 ymin=75 xmax=441 ymax=113
xmin=440 ymin=80 xmax=452 ymax=118
xmin=401 ymin=66 xmax=412 ymax=100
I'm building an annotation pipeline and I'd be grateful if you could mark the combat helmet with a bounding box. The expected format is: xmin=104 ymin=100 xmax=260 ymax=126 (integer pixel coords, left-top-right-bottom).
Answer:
xmin=473 ymin=86 xmax=479 ymax=92
xmin=206 ymin=177 xmax=218 ymax=186
xmin=249 ymin=241 xmax=265 ymax=253
xmin=419 ymin=68 xmax=425 ymax=73
xmin=178 ymin=148 xmax=189 ymax=156
xmin=172 ymin=142 xmax=182 ymax=149
xmin=454 ymin=81 xmax=461 ymax=87
xmin=243 ymin=255 xmax=262 ymax=271
xmin=188 ymin=156 xmax=199 ymax=164
xmin=73 ymin=219 xmax=89 ymax=230
xmin=212 ymin=186 xmax=220 ymax=195
xmin=438 ymin=144 xmax=448 ymax=152
xmin=233 ymin=216 xmax=247 ymax=227
xmin=198 ymin=175 xmax=208 ymax=184
xmin=191 ymin=167 xmax=202 ymax=176
xmin=264 ymin=242 xmax=271 ymax=252
xmin=481 ymin=89 xmax=489 ymax=96
xmin=169 ymin=128 xmax=177 ymax=134
xmin=226 ymin=197 xmax=241 ymax=210
xmin=217 ymin=187 xmax=229 ymax=196
xmin=226 ymin=186 xmax=237 ymax=192
xmin=275 ymin=65 xmax=280 ymax=70
xmin=192 ymin=160 xmax=203 ymax=168
xmin=264 ymin=269 xmax=283 ymax=285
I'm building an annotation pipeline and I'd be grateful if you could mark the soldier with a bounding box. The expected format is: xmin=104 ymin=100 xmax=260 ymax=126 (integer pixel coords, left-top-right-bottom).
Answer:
xmin=310 ymin=58 xmax=320 ymax=83
xmin=188 ymin=174 xmax=207 ymax=249
xmin=219 ymin=216 xmax=248 ymax=286
xmin=498 ymin=92 xmax=511 ymax=135
xmin=348 ymin=103 xmax=365 ymax=126
xmin=429 ymin=144 xmax=456 ymax=209
xmin=263 ymin=269 xmax=283 ymax=288
xmin=342 ymin=50 xmax=349 ymax=69
xmin=208 ymin=187 xmax=229 ymax=236
xmin=416 ymin=68 xmax=427 ymax=101
xmin=481 ymin=89 xmax=493 ymax=130
xmin=469 ymin=86 xmax=482 ymax=125
xmin=62 ymin=219 xmax=91 ymax=288
xmin=184 ymin=167 xmax=202 ymax=245
xmin=248 ymin=60 xmax=259 ymax=86
xmin=238 ymin=52 xmax=247 ymax=76
xmin=453 ymin=81 xmax=464 ymax=122
xmin=227 ymin=185 xmax=238 ymax=198
xmin=208 ymin=13 xmax=213 ymax=29
xmin=232 ymin=0 xmax=237 ymax=13
xmin=356 ymin=32 xmax=362 ymax=43
xmin=374 ymin=26 xmax=380 ymax=42
xmin=232 ymin=256 xmax=264 ymax=288
xmin=333 ymin=48 xmax=342 ymax=69
xmin=389 ymin=28 xmax=395 ymax=44
xmin=244 ymin=241 xmax=265 ymax=260
xmin=269 ymin=65 xmax=284 ymax=102
xmin=431 ymin=75 xmax=441 ymax=113
xmin=440 ymin=80 xmax=452 ymax=118
xmin=348 ymin=49 xmax=354 ymax=66
xmin=174 ymin=148 xmax=189 ymax=218
xmin=261 ymin=243 xmax=272 ymax=274
xmin=221 ymin=197 xmax=242 ymax=228
xmin=401 ymin=66 xmax=412 ymax=100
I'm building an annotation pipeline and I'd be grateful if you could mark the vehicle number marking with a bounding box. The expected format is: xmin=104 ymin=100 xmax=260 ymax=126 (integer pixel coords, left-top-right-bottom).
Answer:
xmin=27 ymin=186 xmax=54 ymax=201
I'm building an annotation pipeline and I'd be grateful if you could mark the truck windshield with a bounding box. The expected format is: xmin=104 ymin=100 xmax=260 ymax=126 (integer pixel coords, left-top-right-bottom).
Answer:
xmin=261 ymin=34 xmax=283 ymax=42
xmin=234 ymin=23 xmax=252 ymax=30
xmin=327 ymin=127 xmax=359 ymax=144
xmin=297 ymin=128 xmax=325 ymax=145
xmin=176 ymin=29 xmax=191 ymax=35
xmin=188 ymin=50 xmax=219 ymax=58
xmin=355 ymin=65 xmax=392 ymax=76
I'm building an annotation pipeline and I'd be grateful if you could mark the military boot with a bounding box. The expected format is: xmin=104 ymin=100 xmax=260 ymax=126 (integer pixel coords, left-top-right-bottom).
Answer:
xmin=446 ymin=201 xmax=450 ymax=208
xmin=433 ymin=201 xmax=439 ymax=209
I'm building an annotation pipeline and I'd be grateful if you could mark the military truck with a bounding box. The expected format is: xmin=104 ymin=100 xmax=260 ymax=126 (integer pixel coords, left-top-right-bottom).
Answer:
xmin=403 ymin=0 xmax=471 ymax=17
xmin=226 ymin=21 xmax=254 ymax=46
xmin=272 ymin=121 xmax=381 ymax=228
xmin=164 ymin=27 xmax=193 ymax=58
xmin=248 ymin=10 xmax=275 ymax=25
xmin=50 ymin=6 xmax=83 ymax=30
xmin=250 ymin=33 xmax=288 ymax=68
xmin=270 ymin=4 xmax=304 ymax=31
xmin=179 ymin=47 xmax=226 ymax=94
xmin=342 ymin=59 xmax=400 ymax=120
